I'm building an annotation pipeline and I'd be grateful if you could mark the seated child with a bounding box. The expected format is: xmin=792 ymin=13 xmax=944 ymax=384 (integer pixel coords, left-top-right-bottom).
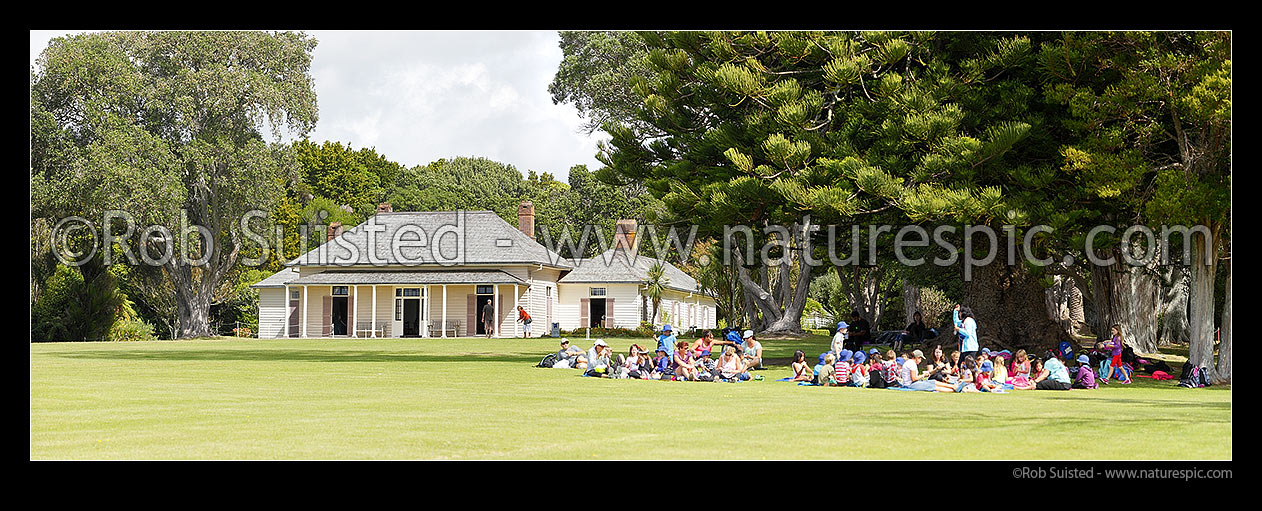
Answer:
xmin=834 ymin=350 xmax=855 ymax=387
xmin=992 ymin=352 xmax=1010 ymax=384
xmin=868 ymin=351 xmax=887 ymax=389
xmin=884 ymin=350 xmax=900 ymax=387
xmin=815 ymin=353 xmax=837 ymax=386
xmin=791 ymin=350 xmax=814 ymax=381
xmin=1073 ymin=354 xmax=1098 ymax=389
xmin=976 ymin=360 xmax=1001 ymax=392
xmin=953 ymin=356 xmax=980 ymax=393
xmin=1010 ymin=349 xmax=1032 ymax=389
xmin=812 ymin=352 xmax=829 ymax=378
xmin=851 ymin=350 xmax=870 ymax=387
xmin=652 ymin=348 xmax=671 ymax=380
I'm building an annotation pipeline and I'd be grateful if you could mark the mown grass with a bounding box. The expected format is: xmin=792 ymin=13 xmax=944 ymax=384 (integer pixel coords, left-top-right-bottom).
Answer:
xmin=30 ymin=335 xmax=1230 ymax=460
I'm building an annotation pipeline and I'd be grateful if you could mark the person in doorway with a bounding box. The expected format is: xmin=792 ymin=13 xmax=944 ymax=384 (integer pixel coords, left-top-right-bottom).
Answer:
xmin=482 ymin=300 xmax=495 ymax=339
xmin=516 ymin=306 xmax=533 ymax=338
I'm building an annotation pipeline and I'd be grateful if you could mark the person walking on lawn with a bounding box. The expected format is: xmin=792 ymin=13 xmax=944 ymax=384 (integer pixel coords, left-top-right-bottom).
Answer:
xmin=516 ymin=306 xmax=533 ymax=338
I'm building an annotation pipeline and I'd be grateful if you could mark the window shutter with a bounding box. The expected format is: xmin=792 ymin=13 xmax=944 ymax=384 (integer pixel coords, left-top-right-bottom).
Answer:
xmin=467 ymin=294 xmax=476 ymax=335
xmin=347 ymin=296 xmax=355 ymax=332
xmin=580 ymin=298 xmax=589 ymax=328
xmin=322 ymin=296 xmax=332 ymax=336
xmin=605 ymin=298 xmax=615 ymax=328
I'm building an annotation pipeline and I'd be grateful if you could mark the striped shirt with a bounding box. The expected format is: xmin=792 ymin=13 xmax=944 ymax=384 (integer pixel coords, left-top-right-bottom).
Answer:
xmin=834 ymin=361 xmax=852 ymax=383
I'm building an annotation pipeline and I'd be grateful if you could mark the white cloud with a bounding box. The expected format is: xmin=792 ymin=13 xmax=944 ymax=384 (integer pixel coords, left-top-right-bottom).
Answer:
xmin=31 ymin=30 xmax=607 ymax=181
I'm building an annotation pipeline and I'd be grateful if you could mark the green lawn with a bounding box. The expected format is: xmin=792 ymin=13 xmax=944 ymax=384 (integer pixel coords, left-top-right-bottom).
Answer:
xmin=30 ymin=335 xmax=1231 ymax=460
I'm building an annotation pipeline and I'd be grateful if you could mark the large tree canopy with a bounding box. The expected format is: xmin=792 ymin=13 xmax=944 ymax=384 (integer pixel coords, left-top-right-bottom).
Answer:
xmin=31 ymin=31 xmax=319 ymax=338
xmin=597 ymin=31 xmax=1042 ymax=337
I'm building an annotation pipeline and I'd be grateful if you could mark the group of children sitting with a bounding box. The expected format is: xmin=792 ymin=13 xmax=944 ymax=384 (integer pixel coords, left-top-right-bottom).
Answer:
xmin=547 ymin=326 xmax=765 ymax=382
xmin=792 ymin=344 xmax=1111 ymax=392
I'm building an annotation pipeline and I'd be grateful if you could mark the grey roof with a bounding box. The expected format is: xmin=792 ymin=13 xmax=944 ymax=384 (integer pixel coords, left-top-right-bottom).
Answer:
xmin=250 ymin=268 xmax=301 ymax=288
xmin=286 ymin=210 xmax=571 ymax=269
xmin=559 ymin=249 xmax=701 ymax=294
xmin=288 ymin=269 xmax=526 ymax=286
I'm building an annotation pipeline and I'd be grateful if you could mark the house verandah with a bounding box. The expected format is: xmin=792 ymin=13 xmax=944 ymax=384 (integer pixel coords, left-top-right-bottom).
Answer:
xmin=250 ymin=203 xmax=719 ymax=339
xmin=259 ymin=269 xmax=544 ymax=339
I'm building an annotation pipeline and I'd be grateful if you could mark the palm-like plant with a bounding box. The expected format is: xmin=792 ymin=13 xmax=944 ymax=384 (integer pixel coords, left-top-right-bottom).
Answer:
xmin=644 ymin=262 xmax=669 ymax=325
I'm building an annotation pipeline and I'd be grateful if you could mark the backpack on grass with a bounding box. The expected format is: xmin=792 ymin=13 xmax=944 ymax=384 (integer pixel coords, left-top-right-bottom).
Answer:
xmin=537 ymin=353 xmax=558 ymax=368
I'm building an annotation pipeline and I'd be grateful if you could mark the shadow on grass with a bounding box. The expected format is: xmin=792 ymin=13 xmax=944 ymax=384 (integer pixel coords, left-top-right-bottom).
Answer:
xmin=52 ymin=349 xmax=544 ymax=364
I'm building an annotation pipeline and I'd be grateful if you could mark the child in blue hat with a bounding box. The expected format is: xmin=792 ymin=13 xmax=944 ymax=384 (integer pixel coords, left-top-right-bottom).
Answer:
xmin=851 ymin=350 xmax=869 ymax=387
xmin=834 ymin=349 xmax=855 ymax=387
xmin=831 ymin=321 xmax=849 ymax=360
xmin=1072 ymin=354 xmax=1098 ymax=389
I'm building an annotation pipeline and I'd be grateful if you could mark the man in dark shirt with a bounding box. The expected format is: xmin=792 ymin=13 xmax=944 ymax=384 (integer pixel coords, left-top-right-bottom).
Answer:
xmin=482 ymin=301 xmax=495 ymax=338
xmin=847 ymin=312 xmax=871 ymax=351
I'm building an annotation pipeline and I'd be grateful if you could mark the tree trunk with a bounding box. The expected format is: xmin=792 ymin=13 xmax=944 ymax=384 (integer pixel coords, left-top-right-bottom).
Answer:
xmin=1215 ymin=258 xmax=1231 ymax=383
xmin=1045 ymin=275 xmax=1074 ymax=336
xmin=1187 ymin=233 xmax=1217 ymax=374
xmin=902 ymin=280 xmax=920 ymax=325
xmin=964 ymin=263 xmax=1068 ymax=353
xmin=177 ymin=290 xmax=213 ymax=338
xmin=1158 ymin=265 xmax=1190 ymax=347
xmin=1089 ymin=252 xmax=1161 ymax=354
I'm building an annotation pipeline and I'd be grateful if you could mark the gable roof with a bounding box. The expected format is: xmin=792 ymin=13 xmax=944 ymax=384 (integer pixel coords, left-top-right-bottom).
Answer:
xmin=559 ymin=249 xmax=701 ymax=294
xmin=250 ymin=267 xmax=301 ymax=289
xmin=286 ymin=210 xmax=571 ymax=269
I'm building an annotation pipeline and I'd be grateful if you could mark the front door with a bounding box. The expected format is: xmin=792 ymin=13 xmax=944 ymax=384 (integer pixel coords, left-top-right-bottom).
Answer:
xmin=475 ymin=295 xmax=493 ymax=335
xmin=403 ymin=299 xmax=420 ymax=336
xmin=589 ymin=298 xmax=606 ymax=328
xmin=288 ymin=290 xmax=300 ymax=337
xmin=332 ymin=297 xmax=348 ymax=336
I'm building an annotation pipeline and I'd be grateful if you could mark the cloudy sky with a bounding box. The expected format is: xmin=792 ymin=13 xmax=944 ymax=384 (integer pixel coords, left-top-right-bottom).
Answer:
xmin=30 ymin=30 xmax=606 ymax=181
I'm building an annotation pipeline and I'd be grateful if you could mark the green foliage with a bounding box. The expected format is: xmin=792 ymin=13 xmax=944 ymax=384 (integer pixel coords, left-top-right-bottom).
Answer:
xmin=108 ymin=317 xmax=158 ymax=342
xmin=31 ymin=31 xmax=319 ymax=338
xmin=32 ymin=264 xmax=125 ymax=341
xmin=550 ymin=31 xmax=657 ymax=135
xmin=294 ymin=139 xmax=403 ymax=216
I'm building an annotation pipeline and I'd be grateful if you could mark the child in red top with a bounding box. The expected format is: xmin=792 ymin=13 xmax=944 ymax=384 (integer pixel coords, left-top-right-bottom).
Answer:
xmin=834 ymin=350 xmax=853 ymax=386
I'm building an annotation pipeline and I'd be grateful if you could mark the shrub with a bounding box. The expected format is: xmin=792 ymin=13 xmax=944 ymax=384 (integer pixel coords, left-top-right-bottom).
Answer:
xmin=108 ymin=317 xmax=157 ymax=342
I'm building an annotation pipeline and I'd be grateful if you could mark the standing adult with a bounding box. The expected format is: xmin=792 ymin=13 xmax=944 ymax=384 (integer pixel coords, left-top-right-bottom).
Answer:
xmin=846 ymin=312 xmax=870 ymax=351
xmin=482 ymin=300 xmax=495 ymax=339
xmin=516 ymin=306 xmax=533 ymax=338
xmin=952 ymin=305 xmax=979 ymax=363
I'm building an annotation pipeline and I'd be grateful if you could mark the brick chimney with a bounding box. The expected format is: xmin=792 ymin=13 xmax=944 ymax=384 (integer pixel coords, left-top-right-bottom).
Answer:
xmin=376 ymin=202 xmax=393 ymax=214
xmin=327 ymin=222 xmax=343 ymax=243
xmin=615 ymin=219 xmax=637 ymax=252
xmin=517 ymin=201 xmax=535 ymax=240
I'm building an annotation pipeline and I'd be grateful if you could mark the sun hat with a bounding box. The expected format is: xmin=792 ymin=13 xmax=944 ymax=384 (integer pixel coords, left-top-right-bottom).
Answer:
xmin=853 ymin=351 xmax=866 ymax=364
xmin=594 ymin=339 xmax=608 ymax=347
xmin=869 ymin=348 xmax=880 ymax=356
xmin=662 ymin=324 xmax=673 ymax=332
xmin=896 ymin=357 xmax=906 ymax=366
xmin=836 ymin=321 xmax=849 ymax=330
xmin=981 ymin=347 xmax=991 ymax=355
xmin=1077 ymin=354 xmax=1090 ymax=364
xmin=911 ymin=349 xmax=925 ymax=359
xmin=560 ymin=339 xmax=569 ymax=345
xmin=742 ymin=330 xmax=754 ymax=339
xmin=980 ymin=360 xmax=993 ymax=372
xmin=819 ymin=352 xmax=829 ymax=364
xmin=838 ymin=349 xmax=853 ymax=362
